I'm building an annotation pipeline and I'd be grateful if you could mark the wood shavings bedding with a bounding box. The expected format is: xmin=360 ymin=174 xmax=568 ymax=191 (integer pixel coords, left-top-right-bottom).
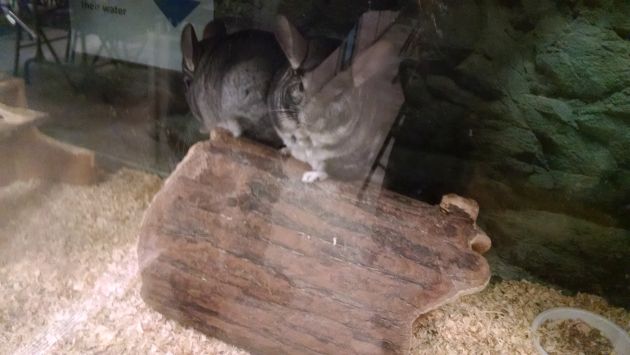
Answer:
xmin=412 ymin=280 xmax=629 ymax=354
xmin=0 ymin=168 xmax=628 ymax=354
xmin=0 ymin=169 xmax=246 ymax=355
xmin=537 ymin=318 xmax=613 ymax=355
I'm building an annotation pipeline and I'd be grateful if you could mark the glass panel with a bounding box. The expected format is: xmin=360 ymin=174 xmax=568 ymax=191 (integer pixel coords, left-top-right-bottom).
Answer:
xmin=0 ymin=1 xmax=628 ymax=354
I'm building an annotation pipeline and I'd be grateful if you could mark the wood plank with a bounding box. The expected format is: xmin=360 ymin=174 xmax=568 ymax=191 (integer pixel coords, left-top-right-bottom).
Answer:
xmin=0 ymin=127 xmax=96 ymax=186
xmin=0 ymin=75 xmax=96 ymax=186
xmin=0 ymin=75 xmax=44 ymax=140
xmin=0 ymin=74 xmax=28 ymax=108
xmin=0 ymin=102 xmax=48 ymax=140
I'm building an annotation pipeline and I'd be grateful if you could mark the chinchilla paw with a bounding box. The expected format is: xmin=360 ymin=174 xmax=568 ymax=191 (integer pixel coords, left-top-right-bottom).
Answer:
xmin=302 ymin=171 xmax=328 ymax=183
xmin=280 ymin=147 xmax=291 ymax=156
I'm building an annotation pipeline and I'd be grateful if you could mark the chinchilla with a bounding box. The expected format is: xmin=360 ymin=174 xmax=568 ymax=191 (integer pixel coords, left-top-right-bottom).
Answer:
xmin=181 ymin=20 xmax=286 ymax=147
xmin=268 ymin=11 xmax=412 ymax=183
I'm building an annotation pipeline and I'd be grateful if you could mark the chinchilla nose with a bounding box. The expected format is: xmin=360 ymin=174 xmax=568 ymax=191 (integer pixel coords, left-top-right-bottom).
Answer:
xmin=293 ymin=131 xmax=311 ymax=146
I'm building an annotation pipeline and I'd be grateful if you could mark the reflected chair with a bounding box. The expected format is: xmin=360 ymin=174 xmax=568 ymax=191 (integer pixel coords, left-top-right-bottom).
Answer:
xmin=3 ymin=0 xmax=71 ymax=81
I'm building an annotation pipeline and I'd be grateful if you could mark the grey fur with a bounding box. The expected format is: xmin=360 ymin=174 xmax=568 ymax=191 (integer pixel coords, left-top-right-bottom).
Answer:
xmin=181 ymin=22 xmax=286 ymax=147
xmin=268 ymin=12 xmax=411 ymax=182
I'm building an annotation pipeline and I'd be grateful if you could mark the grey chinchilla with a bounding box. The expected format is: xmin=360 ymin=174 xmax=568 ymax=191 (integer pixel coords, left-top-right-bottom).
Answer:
xmin=268 ymin=11 xmax=412 ymax=183
xmin=181 ymin=20 xmax=286 ymax=147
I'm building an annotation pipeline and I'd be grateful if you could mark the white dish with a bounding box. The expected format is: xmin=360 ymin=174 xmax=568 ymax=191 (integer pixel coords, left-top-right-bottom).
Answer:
xmin=531 ymin=307 xmax=630 ymax=355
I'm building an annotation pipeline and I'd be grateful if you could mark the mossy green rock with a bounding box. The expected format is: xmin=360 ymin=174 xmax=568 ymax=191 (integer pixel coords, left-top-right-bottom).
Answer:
xmin=386 ymin=0 xmax=630 ymax=306
xmin=517 ymin=97 xmax=618 ymax=176
xmin=481 ymin=209 xmax=630 ymax=306
xmin=535 ymin=20 xmax=630 ymax=100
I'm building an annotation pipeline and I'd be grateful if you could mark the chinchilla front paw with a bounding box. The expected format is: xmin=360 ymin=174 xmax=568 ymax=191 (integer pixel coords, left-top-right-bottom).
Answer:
xmin=302 ymin=171 xmax=328 ymax=183
xmin=218 ymin=119 xmax=243 ymax=138
xmin=280 ymin=147 xmax=291 ymax=156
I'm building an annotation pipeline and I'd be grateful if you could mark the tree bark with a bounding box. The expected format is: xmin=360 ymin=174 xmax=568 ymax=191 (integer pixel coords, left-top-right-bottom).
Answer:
xmin=138 ymin=129 xmax=491 ymax=355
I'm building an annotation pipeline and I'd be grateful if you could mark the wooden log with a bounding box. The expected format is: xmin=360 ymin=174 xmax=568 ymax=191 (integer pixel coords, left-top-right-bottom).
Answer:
xmin=138 ymin=129 xmax=492 ymax=355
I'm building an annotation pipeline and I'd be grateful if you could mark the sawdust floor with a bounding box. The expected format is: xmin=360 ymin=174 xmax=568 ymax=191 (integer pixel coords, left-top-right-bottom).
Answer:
xmin=0 ymin=169 xmax=628 ymax=354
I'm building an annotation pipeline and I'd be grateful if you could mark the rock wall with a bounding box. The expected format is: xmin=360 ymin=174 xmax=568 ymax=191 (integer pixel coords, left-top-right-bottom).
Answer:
xmin=385 ymin=0 xmax=630 ymax=306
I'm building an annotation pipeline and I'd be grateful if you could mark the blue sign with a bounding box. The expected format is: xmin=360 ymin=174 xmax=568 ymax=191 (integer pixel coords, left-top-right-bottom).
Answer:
xmin=153 ymin=0 xmax=200 ymax=27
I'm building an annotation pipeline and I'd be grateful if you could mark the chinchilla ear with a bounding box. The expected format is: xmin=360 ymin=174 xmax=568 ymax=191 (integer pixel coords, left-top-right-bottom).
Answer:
xmin=181 ymin=23 xmax=199 ymax=73
xmin=274 ymin=15 xmax=307 ymax=69
xmin=202 ymin=19 xmax=226 ymax=42
xmin=351 ymin=40 xmax=398 ymax=87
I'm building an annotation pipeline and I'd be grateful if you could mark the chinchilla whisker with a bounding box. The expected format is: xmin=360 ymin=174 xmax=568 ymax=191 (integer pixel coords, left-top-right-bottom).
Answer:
xmin=266 ymin=11 xmax=410 ymax=184
xmin=270 ymin=108 xmax=298 ymax=114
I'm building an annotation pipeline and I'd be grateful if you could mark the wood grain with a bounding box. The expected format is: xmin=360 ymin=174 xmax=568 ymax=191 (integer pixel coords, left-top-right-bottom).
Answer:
xmin=138 ymin=129 xmax=491 ymax=355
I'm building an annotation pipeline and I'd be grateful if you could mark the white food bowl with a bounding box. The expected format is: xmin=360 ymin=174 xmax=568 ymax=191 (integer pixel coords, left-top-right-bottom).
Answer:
xmin=531 ymin=307 xmax=630 ymax=355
